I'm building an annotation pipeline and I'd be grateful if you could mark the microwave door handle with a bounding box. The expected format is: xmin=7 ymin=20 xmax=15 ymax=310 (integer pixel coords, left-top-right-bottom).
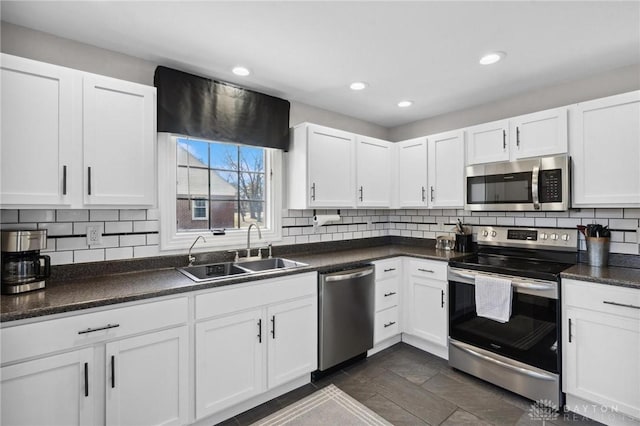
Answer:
xmin=532 ymin=162 xmax=540 ymax=210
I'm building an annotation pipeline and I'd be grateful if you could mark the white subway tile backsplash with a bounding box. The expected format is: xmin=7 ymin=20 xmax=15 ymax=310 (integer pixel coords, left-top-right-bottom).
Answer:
xmin=496 ymin=217 xmax=515 ymax=226
xmin=74 ymin=249 xmax=105 ymax=263
xmin=146 ymin=209 xmax=160 ymax=220
xmin=105 ymin=221 xmax=133 ymax=234
xmin=133 ymin=245 xmax=160 ymax=258
xmin=106 ymin=247 xmax=134 ymax=260
xmin=73 ymin=222 xmax=101 ymax=235
xmin=48 ymin=251 xmax=73 ymax=265
xmin=609 ymin=218 xmax=639 ymax=230
xmin=557 ymin=218 xmax=581 ymax=228
xmin=294 ymin=235 xmax=309 ymax=244
xmin=569 ymin=209 xmax=595 ymax=218
xmin=146 ymin=234 xmax=159 ymax=245
xmin=56 ymin=210 xmax=88 ymax=222
xmin=133 ymin=220 xmax=159 ymax=233
xmin=56 ymin=237 xmax=89 ymax=251
xmin=90 ymin=210 xmax=119 ymax=221
xmin=534 ymin=218 xmax=557 ymax=227
xmin=120 ymin=209 xmax=147 ymax=221
xmin=95 ymin=236 xmax=119 ymax=249
xmin=624 ymin=209 xmax=640 ymax=218
xmin=596 ymin=208 xmax=624 ymax=219
xmin=21 ymin=210 xmax=55 ymax=223
xmin=609 ymin=242 xmax=639 ymax=255
xmin=479 ymin=217 xmax=498 ymax=225
xmin=38 ymin=222 xmax=73 ymax=236
xmin=515 ymin=218 xmax=535 ymax=227
xmin=0 ymin=223 xmax=37 ymax=230
xmin=119 ymin=234 xmax=147 ymax=247
xmin=1 ymin=210 xmax=18 ymax=223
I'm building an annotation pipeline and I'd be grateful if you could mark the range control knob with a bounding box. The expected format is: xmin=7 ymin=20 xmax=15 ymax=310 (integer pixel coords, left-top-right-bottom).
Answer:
xmin=490 ymin=231 xmax=497 ymax=237
xmin=551 ymin=233 xmax=559 ymax=241
xmin=540 ymin=233 xmax=548 ymax=240
xmin=481 ymin=230 xmax=489 ymax=237
xmin=561 ymin=234 xmax=570 ymax=241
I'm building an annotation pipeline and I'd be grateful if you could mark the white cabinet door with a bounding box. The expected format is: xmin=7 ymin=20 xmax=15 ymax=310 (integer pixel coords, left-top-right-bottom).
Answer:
xmin=307 ymin=124 xmax=355 ymax=207
xmin=466 ymin=119 xmax=509 ymax=165
xmin=83 ymin=74 xmax=156 ymax=206
xmin=564 ymin=307 xmax=640 ymax=420
xmin=406 ymin=276 xmax=447 ymax=347
xmin=571 ymin=91 xmax=640 ymax=207
xmin=1 ymin=348 xmax=95 ymax=426
xmin=195 ymin=309 xmax=265 ymax=419
xmin=356 ymin=136 xmax=392 ymax=207
xmin=267 ymin=296 xmax=317 ymax=389
xmin=0 ymin=54 xmax=74 ymax=206
xmin=427 ymin=130 xmax=465 ymax=208
xmin=510 ymin=107 xmax=567 ymax=160
xmin=105 ymin=327 xmax=188 ymax=426
xmin=397 ymin=137 xmax=428 ymax=207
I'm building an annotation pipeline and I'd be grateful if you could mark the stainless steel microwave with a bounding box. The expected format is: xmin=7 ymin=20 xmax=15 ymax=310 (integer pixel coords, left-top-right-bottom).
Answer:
xmin=465 ymin=154 xmax=569 ymax=211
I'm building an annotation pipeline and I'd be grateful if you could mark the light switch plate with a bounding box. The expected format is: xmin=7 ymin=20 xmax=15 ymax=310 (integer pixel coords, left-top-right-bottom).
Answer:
xmin=86 ymin=225 xmax=102 ymax=246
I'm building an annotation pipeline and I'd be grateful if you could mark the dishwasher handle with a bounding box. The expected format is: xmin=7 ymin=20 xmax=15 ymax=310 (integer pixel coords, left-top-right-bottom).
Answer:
xmin=323 ymin=267 xmax=374 ymax=282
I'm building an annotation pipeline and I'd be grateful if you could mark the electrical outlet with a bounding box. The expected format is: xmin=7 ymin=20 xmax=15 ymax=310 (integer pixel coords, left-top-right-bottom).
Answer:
xmin=86 ymin=225 xmax=102 ymax=246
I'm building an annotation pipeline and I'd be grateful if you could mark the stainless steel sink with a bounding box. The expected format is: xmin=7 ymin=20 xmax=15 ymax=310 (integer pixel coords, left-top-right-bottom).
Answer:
xmin=236 ymin=257 xmax=308 ymax=272
xmin=177 ymin=257 xmax=308 ymax=282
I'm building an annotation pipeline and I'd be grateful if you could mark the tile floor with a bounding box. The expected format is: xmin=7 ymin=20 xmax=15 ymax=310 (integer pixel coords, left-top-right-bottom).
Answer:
xmin=219 ymin=343 xmax=603 ymax=426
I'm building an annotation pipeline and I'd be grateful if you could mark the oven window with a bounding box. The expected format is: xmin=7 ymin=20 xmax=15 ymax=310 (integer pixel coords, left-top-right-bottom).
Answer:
xmin=467 ymin=172 xmax=533 ymax=204
xmin=449 ymin=281 xmax=559 ymax=373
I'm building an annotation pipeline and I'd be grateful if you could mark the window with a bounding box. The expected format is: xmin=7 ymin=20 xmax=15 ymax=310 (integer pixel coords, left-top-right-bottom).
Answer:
xmin=191 ymin=199 xmax=208 ymax=221
xmin=158 ymin=133 xmax=282 ymax=252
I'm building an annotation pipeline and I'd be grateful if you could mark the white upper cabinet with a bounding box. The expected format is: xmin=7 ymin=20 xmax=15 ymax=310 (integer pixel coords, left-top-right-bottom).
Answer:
xmin=466 ymin=108 xmax=568 ymax=165
xmin=356 ymin=136 xmax=393 ymax=207
xmin=396 ymin=137 xmax=428 ymax=208
xmin=83 ymin=75 xmax=156 ymax=206
xmin=509 ymin=107 xmax=567 ymax=160
xmin=570 ymin=91 xmax=640 ymax=207
xmin=0 ymin=54 xmax=157 ymax=208
xmin=0 ymin=54 xmax=75 ymax=207
xmin=466 ymin=119 xmax=509 ymax=165
xmin=286 ymin=123 xmax=356 ymax=208
xmin=427 ymin=130 xmax=465 ymax=208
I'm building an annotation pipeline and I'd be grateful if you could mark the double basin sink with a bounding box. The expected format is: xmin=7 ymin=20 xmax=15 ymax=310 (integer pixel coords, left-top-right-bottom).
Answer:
xmin=177 ymin=257 xmax=309 ymax=283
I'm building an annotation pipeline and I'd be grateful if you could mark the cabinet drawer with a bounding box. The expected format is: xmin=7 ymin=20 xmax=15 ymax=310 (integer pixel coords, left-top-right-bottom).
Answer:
xmin=374 ymin=306 xmax=399 ymax=344
xmin=407 ymin=259 xmax=447 ymax=281
xmin=373 ymin=258 xmax=401 ymax=280
xmin=375 ymin=278 xmax=399 ymax=312
xmin=195 ymin=272 xmax=317 ymax=320
xmin=564 ymin=279 xmax=640 ymax=319
xmin=1 ymin=297 xmax=188 ymax=365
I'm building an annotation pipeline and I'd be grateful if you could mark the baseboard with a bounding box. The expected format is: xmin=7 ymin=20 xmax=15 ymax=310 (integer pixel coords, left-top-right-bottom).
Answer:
xmin=367 ymin=334 xmax=402 ymax=356
xmin=401 ymin=333 xmax=448 ymax=360
xmin=189 ymin=375 xmax=310 ymax=426
xmin=564 ymin=395 xmax=640 ymax=426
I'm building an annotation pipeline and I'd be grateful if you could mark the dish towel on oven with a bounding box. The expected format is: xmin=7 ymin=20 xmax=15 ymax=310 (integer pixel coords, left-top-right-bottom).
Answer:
xmin=475 ymin=275 xmax=512 ymax=323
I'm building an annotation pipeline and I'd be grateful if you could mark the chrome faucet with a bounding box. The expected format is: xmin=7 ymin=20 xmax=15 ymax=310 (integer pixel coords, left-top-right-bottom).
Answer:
xmin=246 ymin=223 xmax=262 ymax=259
xmin=188 ymin=235 xmax=206 ymax=266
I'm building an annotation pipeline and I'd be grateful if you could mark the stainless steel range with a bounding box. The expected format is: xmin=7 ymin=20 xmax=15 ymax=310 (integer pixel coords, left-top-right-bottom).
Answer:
xmin=448 ymin=226 xmax=578 ymax=407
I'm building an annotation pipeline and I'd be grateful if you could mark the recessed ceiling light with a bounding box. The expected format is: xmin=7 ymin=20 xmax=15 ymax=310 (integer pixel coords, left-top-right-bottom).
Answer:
xmin=350 ymin=81 xmax=368 ymax=91
xmin=232 ymin=66 xmax=251 ymax=76
xmin=397 ymin=100 xmax=413 ymax=108
xmin=479 ymin=52 xmax=506 ymax=65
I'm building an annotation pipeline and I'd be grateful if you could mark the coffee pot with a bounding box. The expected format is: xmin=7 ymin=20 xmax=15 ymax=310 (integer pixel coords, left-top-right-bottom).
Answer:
xmin=1 ymin=230 xmax=50 ymax=294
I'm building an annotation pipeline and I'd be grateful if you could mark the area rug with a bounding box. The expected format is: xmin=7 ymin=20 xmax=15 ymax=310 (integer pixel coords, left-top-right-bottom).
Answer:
xmin=251 ymin=384 xmax=392 ymax=425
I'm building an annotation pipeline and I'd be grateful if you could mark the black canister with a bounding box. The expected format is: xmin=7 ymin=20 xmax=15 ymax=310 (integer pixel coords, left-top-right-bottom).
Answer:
xmin=455 ymin=234 xmax=473 ymax=252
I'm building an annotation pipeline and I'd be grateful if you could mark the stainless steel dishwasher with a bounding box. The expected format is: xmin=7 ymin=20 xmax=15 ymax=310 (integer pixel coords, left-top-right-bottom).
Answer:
xmin=317 ymin=264 xmax=375 ymax=372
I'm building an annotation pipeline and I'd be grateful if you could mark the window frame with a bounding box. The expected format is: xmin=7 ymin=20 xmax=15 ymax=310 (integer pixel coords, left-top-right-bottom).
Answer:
xmin=158 ymin=133 xmax=282 ymax=253
xmin=191 ymin=199 xmax=209 ymax=221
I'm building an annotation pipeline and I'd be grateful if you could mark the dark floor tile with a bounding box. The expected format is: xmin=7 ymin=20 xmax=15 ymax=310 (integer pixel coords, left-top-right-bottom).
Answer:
xmin=311 ymin=369 xmax=350 ymax=390
xmin=371 ymin=370 xmax=457 ymax=425
xmin=275 ymin=383 xmax=317 ymax=407
xmin=361 ymin=394 xmax=428 ymax=425
xmin=342 ymin=356 xmax=388 ymax=381
xmin=334 ymin=380 xmax=379 ymax=403
xmin=384 ymin=354 xmax=440 ymax=385
xmin=234 ymin=399 xmax=282 ymax=426
xmin=215 ymin=417 xmax=239 ymax=426
xmin=552 ymin=410 xmax=605 ymax=425
xmin=441 ymin=408 xmax=493 ymax=426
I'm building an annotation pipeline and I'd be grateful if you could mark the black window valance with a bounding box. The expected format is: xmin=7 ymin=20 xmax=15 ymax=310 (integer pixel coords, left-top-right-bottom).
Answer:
xmin=154 ymin=66 xmax=290 ymax=150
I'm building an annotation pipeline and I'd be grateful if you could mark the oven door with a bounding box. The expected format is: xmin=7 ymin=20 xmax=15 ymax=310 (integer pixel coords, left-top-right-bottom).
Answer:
xmin=448 ymin=267 xmax=560 ymax=373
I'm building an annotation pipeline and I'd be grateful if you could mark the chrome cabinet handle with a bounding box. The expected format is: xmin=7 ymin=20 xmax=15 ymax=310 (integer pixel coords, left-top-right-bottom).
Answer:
xmin=78 ymin=324 xmax=120 ymax=335
xmin=62 ymin=165 xmax=67 ymax=195
xmin=257 ymin=319 xmax=262 ymax=343
xmin=384 ymin=292 xmax=397 ymax=297
xmin=311 ymin=183 xmax=316 ymax=201
xmin=271 ymin=315 xmax=276 ymax=339
xmin=441 ymin=289 xmax=445 ymax=308
xmin=359 ymin=186 xmax=363 ymax=201
xmin=568 ymin=318 xmax=573 ymax=343
xmin=418 ymin=268 xmax=434 ymax=273
xmin=383 ymin=268 xmax=396 ymax=272
xmin=384 ymin=321 xmax=396 ymax=328
xmin=421 ymin=186 xmax=426 ymax=202
xmin=516 ymin=126 xmax=520 ymax=148
xmin=87 ymin=166 xmax=92 ymax=195
xmin=603 ymin=301 xmax=640 ymax=310
xmin=430 ymin=186 xmax=434 ymax=202
xmin=111 ymin=355 xmax=115 ymax=388
xmin=502 ymin=130 xmax=506 ymax=150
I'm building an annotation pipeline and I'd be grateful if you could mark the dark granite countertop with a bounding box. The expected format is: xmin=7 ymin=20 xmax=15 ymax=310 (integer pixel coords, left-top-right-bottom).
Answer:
xmin=1 ymin=244 xmax=464 ymax=323
xmin=561 ymin=264 xmax=640 ymax=290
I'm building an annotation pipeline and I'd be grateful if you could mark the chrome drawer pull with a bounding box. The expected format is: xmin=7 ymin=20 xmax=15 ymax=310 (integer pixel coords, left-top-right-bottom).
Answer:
xmin=78 ymin=323 xmax=120 ymax=335
xmin=384 ymin=292 xmax=397 ymax=297
xmin=418 ymin=268 xmax=434 ymax=273
xmin=383 ymin=321 xmax=396 ymax=328
xmin=603 ymin=301 xmax=640 ymax=310
xmin=383 ymin=268 xmax=396 ymax=272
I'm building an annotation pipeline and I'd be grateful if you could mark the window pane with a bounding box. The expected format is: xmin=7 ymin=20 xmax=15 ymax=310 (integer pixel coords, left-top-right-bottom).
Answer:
xmin=239 ymin=172 xmax=265 ymax=201
xmin=238 ymin=201 xmax=266 ymax=228
xmin=177 ymin=198 xmax=209 ymax=231
xmin=209 ymin=200 xmax=236 ymax=229
xmin=209 ymin=144 xmax=239 ymax=171
xmin=177 ymin=139 xmax=209 ymax=167
xmin=239 ymin=146 xmax=265 ymax=172
xmin=210 ymin=170 xmax=237 ymax=199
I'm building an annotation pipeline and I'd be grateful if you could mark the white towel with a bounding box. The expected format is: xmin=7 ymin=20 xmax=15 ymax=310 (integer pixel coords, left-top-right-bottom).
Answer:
xmin=475 ymin=275 xmax=512 ymax=323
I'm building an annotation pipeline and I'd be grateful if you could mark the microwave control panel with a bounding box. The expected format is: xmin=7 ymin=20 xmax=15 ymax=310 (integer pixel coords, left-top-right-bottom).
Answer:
xmin=538 ymin=169 xmax=562 ymax=203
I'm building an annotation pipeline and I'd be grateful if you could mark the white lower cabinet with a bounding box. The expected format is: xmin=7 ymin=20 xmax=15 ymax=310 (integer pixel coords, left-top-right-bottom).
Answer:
xmin=0 ymin=297 xmax=189 ymax=426
xmin=404 ymin=259 xmax=448 ymax=358
xmin=1 ymin=348 xmax=95 ymax=426
xmin=372 ymin=258 xmax=402 ymax=351
xmin=194 ymin=273 xmax=317 ymax=421
xmin=563 ymin=279 xmax=640 ymax=424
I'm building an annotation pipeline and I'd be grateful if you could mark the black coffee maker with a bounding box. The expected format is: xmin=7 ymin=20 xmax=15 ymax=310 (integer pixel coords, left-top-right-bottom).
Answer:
xmin=1 ymin=230 xmax=50 ymax=294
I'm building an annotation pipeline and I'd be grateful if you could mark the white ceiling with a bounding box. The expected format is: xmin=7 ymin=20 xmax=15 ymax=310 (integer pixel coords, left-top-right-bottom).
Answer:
xmin=2 ymin=1 xmax=639 ymax=128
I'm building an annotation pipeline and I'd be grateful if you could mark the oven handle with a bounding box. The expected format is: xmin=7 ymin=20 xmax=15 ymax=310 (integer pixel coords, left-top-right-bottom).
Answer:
xmin=532 ymin=161 xmax=541 ymax=211
xmin=449 ymin=270 xmax=555 ymax=292
xmin=449 ymin=340 xmax=556 ymax=381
